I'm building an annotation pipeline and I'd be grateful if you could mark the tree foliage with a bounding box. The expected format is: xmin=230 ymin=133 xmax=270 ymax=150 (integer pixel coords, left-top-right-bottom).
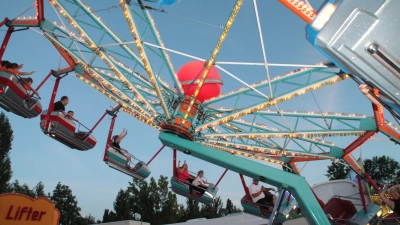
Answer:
xmin=0 ymin=112 xmax=13 ymax=193
xmin=50 ymin=182 xmax=83 ymax=225
xmin=200 ymin=196 xmax=223 ymax=219
xmin=364 ymin=155 xmax=400 ymax=187
xmin=104 ymin=176 xmax=181 ymax=225
xmin=9 ymin=180 xmax=36 ymax=198
xmin=102 ymin=209 xmax=117 ymax=223
xmin=325 ymin=159 xmax=351 ymax=180
xmin=226 ymin=198 xmax=242 ymax=214
xmin=114 ymin=189 xmax=131 ymax=220
xmin=185 ymin=199 xmax=201 ymax=220
xmin=34 ymin=181 xmax=46 ymax=197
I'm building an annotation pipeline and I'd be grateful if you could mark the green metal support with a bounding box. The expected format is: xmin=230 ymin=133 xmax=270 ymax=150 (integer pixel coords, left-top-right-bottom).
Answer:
xmin=159 ymin=132 xmax=330 ymax=225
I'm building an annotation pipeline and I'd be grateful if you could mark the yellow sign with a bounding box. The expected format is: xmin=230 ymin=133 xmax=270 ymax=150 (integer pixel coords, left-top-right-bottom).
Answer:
xmin=0 ymin=193 xmax=59 ymax=225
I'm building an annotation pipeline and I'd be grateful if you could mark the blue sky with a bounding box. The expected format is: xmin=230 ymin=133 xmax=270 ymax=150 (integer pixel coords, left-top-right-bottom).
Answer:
xmin=1 ymin=0 xmax=400 ymax=220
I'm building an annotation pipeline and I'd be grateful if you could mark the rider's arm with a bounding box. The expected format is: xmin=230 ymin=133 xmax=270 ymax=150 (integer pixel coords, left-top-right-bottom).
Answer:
xmin=250 ymin=186 xmax=264 ymax=198
xmin=17 ymin=71 xmax=34 ymax=75
xmin=115 ymin=129 xmax=126 ymax=143
xmin=380 ymin=186 xmax=395 ymax=209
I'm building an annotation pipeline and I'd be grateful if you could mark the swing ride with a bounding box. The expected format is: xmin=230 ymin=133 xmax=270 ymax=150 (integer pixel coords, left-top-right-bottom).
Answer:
xmin=1 ymin=0 xmax=400 ymax=224
xmin=0 ymin=70 xmax=42 ymax=118
xmin=103 ymin=108 xmax=152 ymax=180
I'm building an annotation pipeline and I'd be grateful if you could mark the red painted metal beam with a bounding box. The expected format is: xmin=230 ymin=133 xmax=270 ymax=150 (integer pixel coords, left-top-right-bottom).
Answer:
xmin=106 ymin=115 xmax=117 ymax=146
xmin=10 ymin=20 xmax=40 ymax=26
xmin=34 ymin=70 xmax=54 ymax=93
xmin=239 ymin=174 xmax=250 ymax=196
xmin=364 ymin=173 xmax=380 ymax=193
xmin=146 ymin=145 xmax=165 ymax=166
xmin=289 ymin=156 xmax=328 ymax=163
xmin=381 ymin=124 xmax=400 ymax=143
xmin=311 ymin=189 xmax=325 ymax=208
xmin=343 ymin=155 xmax=362 ymax=175
xmin=104 ymin=114 xmax=117 ymax=161
xmin=290 ymin=162 xmax=300 ymax=175
xmin=0 ymin=18 xmax=10 ymax=28
xmin=214 ymin=169 xmax=228 ymax=189
xmin=173 ymin=149 xmax=177 ymax=176
xmin=88 ymin=110 xmax=108 ymax=134
xmin=0 ymin=26 xmax=14 ymax=61
xmin=52 ymin=44 xmax=76 ymax=68
xmin=343 ymin=131 xmax=377 ymax=156
xmin=36 ymin=0 xmax=45 ymax=21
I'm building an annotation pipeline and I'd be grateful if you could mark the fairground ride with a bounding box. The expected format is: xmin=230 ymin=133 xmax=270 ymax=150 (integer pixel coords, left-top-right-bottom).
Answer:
xmin=0 ymin=0 xmax=399 ymax=224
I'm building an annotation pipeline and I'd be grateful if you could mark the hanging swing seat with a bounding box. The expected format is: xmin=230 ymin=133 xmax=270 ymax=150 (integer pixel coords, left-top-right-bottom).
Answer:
xmin=0 ymin=71 xmax=42 ymax=118
xmin=104 ymin=145 xmax=151 ymax=180
xmin=40 ymin=110 xmax=96 ymax=150
xmin=380 ymin=212 xmax=400 ymax=225
xmin=170 ymin=176 xmax=219 ymax=205
xmin=322 ymin=198 xmax=357 ymax=224
xmin=241 ymin=191 xmax=297 ymax=221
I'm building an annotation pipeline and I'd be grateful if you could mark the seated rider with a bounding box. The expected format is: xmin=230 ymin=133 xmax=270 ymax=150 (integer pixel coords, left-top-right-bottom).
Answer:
xmin=0 ymin=60 xmax=10 ymax=69
xmin=53 ymin=96 xmax=69 ymax=112
xmin=248 ymin=178 xmax=277 ymax=212
xmin=379 ymin=185 xmax=400 ymax=216
xmin=176 ymin=160 xmax=190 ymax=181
xmin=192 ymin=170 xmax=212 ymax=189
xmin=20 ymin=77 xmax=33 ymax=91
xmin=111 ymin=129 xmax=131 ymax=163
xmin=66 ymin=110 xmax=79 ymax=122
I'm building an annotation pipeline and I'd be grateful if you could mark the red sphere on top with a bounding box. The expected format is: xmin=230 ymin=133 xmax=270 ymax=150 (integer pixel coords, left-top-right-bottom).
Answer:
xmin=177 ymin=61 xmax=223 ymax=102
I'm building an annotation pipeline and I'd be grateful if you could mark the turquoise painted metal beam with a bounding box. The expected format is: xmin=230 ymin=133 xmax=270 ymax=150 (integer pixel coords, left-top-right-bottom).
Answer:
xmin=203 ymin=130 xmax=370 ymax=138
xmin=196 ymin=74 xmax=349 ymax=132
xmin=159 ymin=132 xmax=330 ymax=225
xmin=203 ymin=65 xmax=334 ymax=105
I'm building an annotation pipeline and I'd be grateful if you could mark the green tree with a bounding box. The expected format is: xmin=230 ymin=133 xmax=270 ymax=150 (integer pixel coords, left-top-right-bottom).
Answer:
xmin=34 ymin=181 xmax=46 ymax=197
xmin=226 ymin=198 xmax=242 ymax=214
xmin=0 ymin=112 xmax=14 ymax=193
xmin=161 ymin=191 xmax=181 ymax=223
xmin=185 ymin=199 xmax=201 ymax=220
xmin=200 ymin=196 xmax=223 ymax=219
xmin=128 ymin=178 xmax=150 ymax=222
xmin=102 ymin=209 xmax=117 ymax=222
xmin=177 ymin=205 xmax=186 ymax=222
xmin=9 ymin=180 xmax=36 ymax=198
xmin=325 ymin=159 xmax=350 ymax=180
xmin=50 ymin=182 xmax=83 ymax=225
xmin=364 ymin=155 xmax=400 ymax=187
xmin=126 ymin=176 xmax=181 ymax=225
xmin=114 ymin=189 xmax=131 ymax=221
xmin=79 ymin=214 xmax=96 ymax=225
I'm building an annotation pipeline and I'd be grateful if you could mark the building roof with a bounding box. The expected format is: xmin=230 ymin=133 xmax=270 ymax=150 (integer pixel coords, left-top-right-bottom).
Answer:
xmin=166 ymin=213 xmax=267 ymax=225
xmin=95 ymin=221 xmax=150 ymax=225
